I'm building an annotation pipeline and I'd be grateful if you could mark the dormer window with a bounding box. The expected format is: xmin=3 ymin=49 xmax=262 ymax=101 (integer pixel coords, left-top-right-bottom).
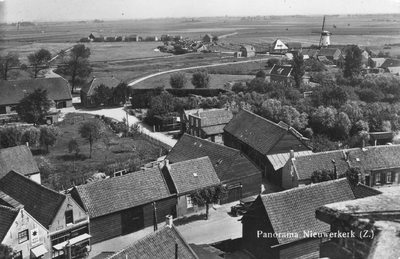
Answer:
xmin=65 ymin=210 xmax=73 ymax=225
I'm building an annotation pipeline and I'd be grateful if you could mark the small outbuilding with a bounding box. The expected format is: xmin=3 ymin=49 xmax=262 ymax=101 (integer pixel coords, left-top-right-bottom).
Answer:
xmin=240 ymin=45 xmax=256 ymax=57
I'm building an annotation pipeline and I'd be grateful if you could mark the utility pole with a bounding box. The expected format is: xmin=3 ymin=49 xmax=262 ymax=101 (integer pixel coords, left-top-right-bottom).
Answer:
xmin=153 ymin=202 xmax=158 ymax=231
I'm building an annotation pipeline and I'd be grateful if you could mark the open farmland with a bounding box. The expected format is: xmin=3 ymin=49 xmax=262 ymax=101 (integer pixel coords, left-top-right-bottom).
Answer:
xmin=133 ymin=72 xmax=254 ymax=89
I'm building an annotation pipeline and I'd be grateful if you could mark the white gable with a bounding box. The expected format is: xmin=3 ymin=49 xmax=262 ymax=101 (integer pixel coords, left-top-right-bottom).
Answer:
xmin=273 ymin=39 xmax=288 ymax=50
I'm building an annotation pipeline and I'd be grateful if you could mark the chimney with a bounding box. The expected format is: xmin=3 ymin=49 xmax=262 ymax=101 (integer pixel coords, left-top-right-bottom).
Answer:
xmin=289 ymin=149 xmax=295 ymax=160
xmin=165 ymin=215 xmax=173 ymax=228
xmin=164 ymin=159 xmax=171 ymax=171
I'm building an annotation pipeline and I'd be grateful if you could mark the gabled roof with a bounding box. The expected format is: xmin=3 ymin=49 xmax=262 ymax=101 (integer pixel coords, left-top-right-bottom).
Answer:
xmin=293 ymin=149 xmax=354 ymax=180
xmin=0 ymin=205 xmax=19 ymax=242
xmin=269 ymin=64 xmax=292 ymax=77
xmin=202 ymin=125 xmax=226 ymax=136
xmin=204 ymin=34 xmax=213 ymax=38
xmin=380 ymin=58 xmax=400 ymax=68
xmin=300 ymin=48 xmax=318 ymax=57
xmin=0 ymin=78 xmax=72 ymax=106
xmin=351 ymin=183 xmax=382 ymax=199
xmin=240 ymin=45 xmax=255 ymax=51
xmin=286 ymin=42 xmax=302 ymax=49
xmin=346 ymin=145 xmax=400 ymax=172
xmin=106 ymin=225 xmax=198 ymax=259
xmin=271 ymin=39 xmax=288 ymax=50
xmin=166 ymin=134 xmax=260 ymax=181
xmin=223 ymin=109 xmax=289 ymax=155
xmin=267 ymin=150 xmax=313 ymax=171
xmin=258 ymin=178 xmax=355 ymax=245
xmin=0 ymin=170 xmax=66 ymax=229
xmin=317 ymin=48 xmax=340 ymax=57
xmin=89 ymin=32 xmax=100 ymax=38
xmin=192 ymin=109 xmax=234 ymax=127
xmin=168 ymin=157 xmax=220 ymax=194
xmin=80 ymin=76 xmax=120 ymax=96
xmin=0 ymin=145 xmax=40 ymax=179
xmin=74 ymin=167 xmax=172 ymax=218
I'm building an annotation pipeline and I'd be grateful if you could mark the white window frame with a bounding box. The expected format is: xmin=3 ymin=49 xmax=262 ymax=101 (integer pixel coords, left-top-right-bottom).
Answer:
xmin=186 ymin=195 xmax=193 ymax=209
xmin=386 ymin=172 xmax=392 ymax=183
xmin=375 ymin=173 xmax=381 ymax=184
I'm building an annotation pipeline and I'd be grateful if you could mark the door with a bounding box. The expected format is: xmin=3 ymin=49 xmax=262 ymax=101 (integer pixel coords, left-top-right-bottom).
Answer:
xmin=121 ymin=206 xmax=144 ymax=235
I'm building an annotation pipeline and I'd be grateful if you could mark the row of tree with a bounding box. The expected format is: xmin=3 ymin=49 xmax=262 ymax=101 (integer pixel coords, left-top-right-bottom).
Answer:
xmin=169 ymin=69 xmax=211 ymax=89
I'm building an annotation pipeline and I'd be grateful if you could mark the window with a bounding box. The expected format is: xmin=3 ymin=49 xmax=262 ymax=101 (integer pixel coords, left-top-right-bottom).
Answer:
xmin=386 ymin=172 xmax=392 ymax=183
xmin=14 ymin=251 xmax=22 ymax=259
xmin=18 ymin=229 xmax=29 ymax=243
xmin=65 ymin=210 xmax=74 ymax=225
xmin=186 ymin=196 xmax=193 ymax=209
xmin=375 ymin=173 xmax=381 ymax=184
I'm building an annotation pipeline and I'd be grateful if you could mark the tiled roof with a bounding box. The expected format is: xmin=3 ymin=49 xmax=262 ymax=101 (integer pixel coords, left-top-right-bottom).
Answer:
xmin=260 ymin=178 xmax=355 ymax=245
xmin=317 ymin=48 xmax=340 ymax=57
xmin=168 ymin=157 xmax=220 ymax=194
xmin=183 ymin=109 xmax=204 ymax=119
xmin=0 ymin=78 xmax=72 ymax=106
xmin=267 ymin=150 xmax=313 ymax=171
xmin=286 ymin=42 xmax=302 ymax=49
xmin=269 ymin=64 xmax=292 ymax=77
xmin=300 ymin=49 xmax=318 ymax=57
xmin=74 ymin=167 xmax=172 ymax=218
xmin=0 ymin=190 xmax=24 ymax=209
xmin=293 ymin=149 xmax=355 ymax=180
xmin=81 ymin=76 xmax=120 ymax=96
xmin=380 ymin=58 xmax=400 ymax=68
xmin=0 ymin=205 xmax=19 ymax=242
xmin=0 ymin=145 xmax=40 ymax=179
xmin=0 ymin=170 xmax=66 ymax=229
xmin=106 ymin=225 xmax=198 ymax=259
xmin=351 ymin=183 xmax=382 ymax=199
xmin=224 ymin=109 xmax=288 ymax=155
xmin=346 ymin=145 xmax=400 ymax=172
xmin=201 ymin=125 xmax=225 ymax=136
xmin=166 ymin=134 xmax=260 ymax=181
xmin=195 ymin=109 xmax=234 ymax=127
xmin=240 ymin=45 xmax=255 ymax=51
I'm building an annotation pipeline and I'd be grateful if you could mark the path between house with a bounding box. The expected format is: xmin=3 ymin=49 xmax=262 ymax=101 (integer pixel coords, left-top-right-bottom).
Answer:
xmin=127 ymin=58 xmax=270 ymax=86
xmin=62 ymin=98 xmax=177 ymax=148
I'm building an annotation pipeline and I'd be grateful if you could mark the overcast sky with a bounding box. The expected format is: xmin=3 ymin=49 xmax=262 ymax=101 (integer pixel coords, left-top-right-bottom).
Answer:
xmin=1 ymin=0 xmax=400 ymax=22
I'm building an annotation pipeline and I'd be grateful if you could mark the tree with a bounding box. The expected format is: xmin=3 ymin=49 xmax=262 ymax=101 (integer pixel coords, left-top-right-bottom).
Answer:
xmin=212 ymin=36 xmax=219 ymax=43
xmin=21 ymin=126 xmax=41 ymax=148
xmin=255 ymin=70 xmax=266 ymax=79
xmin=68 ymin=138 xmax=80 ymax=156
xmin=191 ymin=69 xmax=211 ymax=89
xmin=113 ymin=82 xmax=132 ymax=104
xmin=343 ymin=45 xmax=363 ymax=78
xmin=0 ymin=52 xmax=20 ymax=80
xmin=304 ymin=59 xmax=326 ymax=72
xmin=16 ymin=88 xmax=51 ymax=125
xmin=93 ymin=84 xmax=112 ymax=106
xmin=339 ymin=167 xmax=361 ymax=186
xmin=188 ymin=184 xmax=228 ymax=220
xmin=290 ymin=51 xmax=305 ymax=88
xmin=27 ymin=48 xmax=52 ymax=78
xmin=170 ymin=72 xmax=187 ymax=89
xmin=311 ymin=169 xmax=335 ymax=183
xmin=0 ymin=244 xmax=14 ymax=259
xmin=79 ymin=119 xmax=103 ymax=158
xmin=55 ymin=44 xmax=92 ymax=94
xmin=0 ymin=126 xmax=23 ymax=148
xmin=40 ymin=125 xmax=59 ymax=153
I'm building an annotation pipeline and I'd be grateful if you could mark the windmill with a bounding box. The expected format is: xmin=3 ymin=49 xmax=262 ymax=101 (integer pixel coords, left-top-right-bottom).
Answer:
xmin=319 ymin=16 xmax=331 ymax=47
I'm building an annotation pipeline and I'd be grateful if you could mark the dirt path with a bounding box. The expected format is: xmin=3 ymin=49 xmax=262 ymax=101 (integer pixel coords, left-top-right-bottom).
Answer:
xmin=128 ymin=58 xmax=270 ymax=86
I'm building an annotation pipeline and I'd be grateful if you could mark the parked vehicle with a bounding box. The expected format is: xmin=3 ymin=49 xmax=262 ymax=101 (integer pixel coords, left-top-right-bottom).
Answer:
xmin=230 ymin=196 xmax=256 ymax=216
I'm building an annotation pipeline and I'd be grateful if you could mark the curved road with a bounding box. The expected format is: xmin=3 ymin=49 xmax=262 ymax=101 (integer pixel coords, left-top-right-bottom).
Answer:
xmin=128 ymin=57 xmax=270 ymax=86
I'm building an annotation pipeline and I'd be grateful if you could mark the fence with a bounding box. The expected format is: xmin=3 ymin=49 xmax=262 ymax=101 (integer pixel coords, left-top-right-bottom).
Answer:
xmin=140 ymin=131 xmax=173 ymax=151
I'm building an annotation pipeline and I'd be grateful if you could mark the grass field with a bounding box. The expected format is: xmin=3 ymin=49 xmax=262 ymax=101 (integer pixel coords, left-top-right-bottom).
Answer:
xmin=36 ymin=113 xmax=165 ymax=190
xmin=133 ymin=72 xmax=255 ymax=89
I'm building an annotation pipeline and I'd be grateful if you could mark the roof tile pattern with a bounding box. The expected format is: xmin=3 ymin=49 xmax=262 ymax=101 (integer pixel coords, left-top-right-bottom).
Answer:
xmin=81 ymin=77 xmax=120 ymax=96
xmin=107 ymin=225 xmax=198 ymax=259
xmin=0 ymin=205 xmax=19 ymax=242
xmin=168 ymin=157 xmax=220 ymax=194
xmin=75 ymin=168 xmax=172 ymax=218
xmin=260 ymin=178 xmax=355 ymax=244
xmin=224 ymin=109 xmax=288 ymax=155
xmin=269 ymin=65 xmax=293 ymax=77
xmin=351 ymin=183 xmax=382 ymax=199
xmin=0 ymin=145 xmax=40 ymax=179
xmin=347 ymin=145 xmax=400 ymax=172
xmin=0 ymin=171 xmax=65 ymax=228
xmin=0 ymin=78 xmax=72 ymax=106
xmin=196 ymin=109 xmax=233 ymax=127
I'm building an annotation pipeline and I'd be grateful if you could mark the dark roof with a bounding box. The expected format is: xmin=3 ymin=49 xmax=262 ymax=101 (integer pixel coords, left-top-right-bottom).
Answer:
xmin=193 ymin=109 xmax=234 ymax=127
xmin=351 ymin=183 xmax=382 ymax=199
xmin=74 ymin=167 xmax=172 ymax=218
xmin=259 ymin=178 xmax=355 ymax=245
xmin=201 ymin=125 xmax=226 ymax=136
xmin=317 ymin=48 xmax=340 ymax=57
xmin=223 ymin=109 xmax=289 ymax=155
xmin=0 ymin=205 xmax=19 ymax=242
xmin=166 ymin=134 xmax=260 ymax=181
xmin=81 ymin=76 xmax=120 ymax=96
xmin=0 ymin=190 xmax=24 ymax=209
xmin=347 ymin=145 xmax=400 ymax=173
xmin=0 ymin=78 xmax=72 ymax=106
xmin=204 ymin=34 xmax=213 ymax=38
xmin=240 ymin=45 xmax=255 ymax=51
xmin=106 ymin=225 xmax=198 ymax=259
xmin=0 ymin=170 xmax=66 ymax=229
xmin=286 ymin=42 xmax=302 ymax=49
xmin=269 ymin=64 xmax=292 ymax=77
xmin=189 ymin=244 xmax=223 ymax=259
xmin=0 ymin=145 xmax=40 ymax=179
xmin=300 ymin=48 xmax=318 ymax=57
xmin=168 ymin=157 xmax=220 ymax=194
xmin=293 ymin=149 xmax=355 ymax=180
xmin=89 ymin=32 xmax=100 ymax=38
xmin=369 ymin=132 xmax=393 ymax=141
xmin=380 ymin=58 xmax=400 ymax=68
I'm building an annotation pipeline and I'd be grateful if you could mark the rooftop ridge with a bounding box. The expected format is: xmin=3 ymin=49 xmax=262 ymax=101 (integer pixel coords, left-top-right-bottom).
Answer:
xmin=0 ymin=204 xmax=20 ymax=212
xmin=181 ymin=134 xmax=241 ymax=154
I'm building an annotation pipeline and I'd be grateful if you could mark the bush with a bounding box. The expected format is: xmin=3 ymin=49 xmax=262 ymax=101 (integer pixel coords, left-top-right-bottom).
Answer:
xmin=191 ymin=69 xmax=211 ymax=89
xmin=170 ymin=72 xmax=187 ymax=89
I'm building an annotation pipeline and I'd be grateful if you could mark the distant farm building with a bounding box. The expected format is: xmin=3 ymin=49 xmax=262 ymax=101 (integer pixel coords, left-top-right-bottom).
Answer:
xmin=269 ymin=64 xmax=294 ymax=86
xmin=380 ymin=58 xmax=400 ymax=74
xmin=270 ymin=39 xmax=288 ymax=54
xmin=286 ymin=42 xmax=302 ymax=52
xmin=300 ymin=49 xmax=318 ymax=59
xmin=317 ymin=48 xmax=341 ymax=61
xmin=89 ymin=32 xmax=100 ymax=40
xmin=240 ymin=45 xmax=256 ymax=57
xmin=128 ymin=34 xmax=139 ymax=41
xmin=203 ymin=34 xmax=213 ymax=43
xmin=80 ymin=76 xmax=120 ymax=107
xmin=145 ymin=36 xmax=159 ymax=41
xmin=370 ymin=58 xmax=386 ymax=68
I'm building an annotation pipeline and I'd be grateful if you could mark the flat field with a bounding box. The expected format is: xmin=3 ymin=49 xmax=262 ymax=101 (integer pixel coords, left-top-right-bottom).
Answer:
xmin=133 ymin=72 xmax=254 ymax=89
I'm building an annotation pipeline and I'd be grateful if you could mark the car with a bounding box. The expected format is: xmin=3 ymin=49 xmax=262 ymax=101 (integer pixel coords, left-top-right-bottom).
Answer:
xmin=230 ymin=196 xmax=256 ymax=217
